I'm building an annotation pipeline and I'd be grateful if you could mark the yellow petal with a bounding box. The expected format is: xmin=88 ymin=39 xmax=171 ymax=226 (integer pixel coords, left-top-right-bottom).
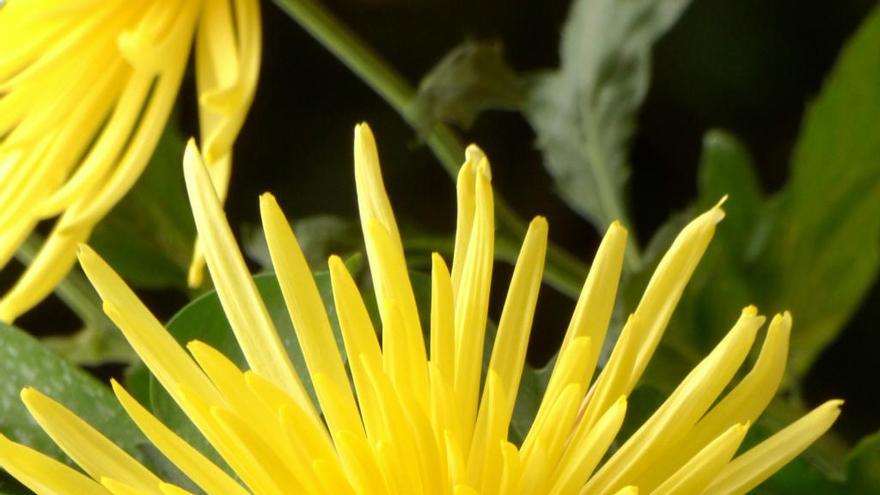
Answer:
xmin=584 ymin=307 xmax=763 ymax=494
xmin=550 ymin=397 xmax=627 ymax=495
xmin=110 ymin=380 xmax=247 ymax=495
xmin=706 ymin=400 xmax=843 ymax=495
xmin=0 ymin=433 xmax=111 ymax=495
xmin=450 ymin=145 xmax=484 ymax=292
xmin=21 ymin=388 xmax=161 ymax=493
xmin=354 ymin=123 xmax=402 ymax=249
xmin=627 ymin=202 xmax=725 ymax=387
xmin=651 ymin=422 xmax=748 ymax=495
xmin=182 ymin=140 xmax=313 ymax=412
xmin=430 ymin=252 xmax=456 ymax=385
xmin=469 ymin=217 xmax=547 ymax=478
xmin=556 ymin=220 xmax=627 ymax=380
xmin=78 ymin=244 xmax=222 ymax=408
xmin=452 ymin=158 xmax=494 ymax=449
xmin=260 ymin=193 xmax=363 ymax=439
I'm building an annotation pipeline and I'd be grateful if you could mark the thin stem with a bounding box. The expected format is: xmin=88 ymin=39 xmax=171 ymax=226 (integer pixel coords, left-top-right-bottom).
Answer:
xmin=272 ymin=0 xmax=589 ymax=296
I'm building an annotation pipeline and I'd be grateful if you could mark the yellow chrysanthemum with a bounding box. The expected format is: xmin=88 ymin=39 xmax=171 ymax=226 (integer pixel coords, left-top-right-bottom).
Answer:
xmin=0 ymin=124 xmax=840 ymax=494
xmin=0 ymin=0 xmax=261 ymax=322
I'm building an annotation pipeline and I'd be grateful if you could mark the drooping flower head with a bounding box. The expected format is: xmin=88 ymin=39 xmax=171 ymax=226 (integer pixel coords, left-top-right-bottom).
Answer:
xmin=0 ymin=125 xmax=840 ymax=494
xmin=0 ymin=0 xmax=261 ymax=322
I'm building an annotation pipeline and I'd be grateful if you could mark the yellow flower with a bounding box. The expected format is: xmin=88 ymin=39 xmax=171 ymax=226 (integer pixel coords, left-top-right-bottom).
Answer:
xmin=0 ymin=124 xmax=840 ymax=494
xmin=0 ymin=0 xmax=261 ymax=322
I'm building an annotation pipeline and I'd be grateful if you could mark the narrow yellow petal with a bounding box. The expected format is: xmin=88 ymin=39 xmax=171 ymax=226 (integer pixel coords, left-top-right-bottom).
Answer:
xmin=430 ymin=252 xmax=456 ymax=385
xmin=453 ymin=158 xmax=494 ymax=449
xmin=583 ymin=307 xmax=763 ymax=494
xmin=21 ymin=388 xmax=161 ymax=494
xmin=497 ymin=442 xmax=521 ymax=495
xmin=260 ymin=193 xmax=363 ymax=439
xmin=175 ymin=385 xmax=293 ymax=495
xmin=485 ymin=216 xmax=548 ymax=415
xmin=0 ymin=433 xmax=111 ymax=495
xmin=556 ymin=220 xmax=627 ymax=379
xmin=61 ymin=2 xmax=200 ymax=229
xmin=313 ymin=458 xmax=356 ymax=495
xmin=354 ymin=122 xmax=402 ymax=249
xmin=651 ymin=422 xmax=748 ymax=495
xmin=78 ymin=245 xmax=222 ymax=408
xmin=182 ymin=140 xmax=313 ymax=411
xmin=159 ymin=483 xmax=194 ymax=495
xmin=328 ymin=255 xmax=385 ymax=441
xmin=210 ymin=406 xmax=301 ymax=495
xmin=110 ymin=380 xmax=248 ymax=495
xmin=466 ymin=372 xmax=508 ymax=491
xmin=706 ymin=400 xmax=843 ymax=495
xmin=101 ymin=477 xmax=157 ymax=495
xmin=365 ymin=219 xmax=429 ymax=408
xmin=627 ymin=202 xmax=725 ymax=387
xmin=550 ymin=397 xmax=627 ymax=495
xmin=469 ymin=216 xmax=547 ymax=478
xmin=335 ymin=430 xmax=391 ymax=495
xmin=570 ymin=314 xmax=640 ymax=440
xmin=450 ymin=145 xmax=484 ymax=292
xmin=637 ymin=312 xmax=791 ymax=490
xmin=518 ymin=383 xmax=583 ymax=494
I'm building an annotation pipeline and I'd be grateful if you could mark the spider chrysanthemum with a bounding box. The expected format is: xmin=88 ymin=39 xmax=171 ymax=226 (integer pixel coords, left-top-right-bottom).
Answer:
xmin=0 ymin=125 xmax=840 ymax=495
xmin=0 ymin=0 xmax=261 ymax=321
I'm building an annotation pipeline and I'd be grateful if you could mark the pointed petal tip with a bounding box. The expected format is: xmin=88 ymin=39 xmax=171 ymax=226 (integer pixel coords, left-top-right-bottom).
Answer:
xmin=465 ymin=144 xmax=485 ymax=163
xmin=182 ymin=139 xmax=206 ymax=179
xmin=109 ymin=378 xmax=124 ymax=394
xmin=708 ymin=196 xmax=728 ymax=222
xmin=530 ymin=216 xmax=549 ymax=233
xmin=327 ymin=254 xmax=345 ymax=270
xmin=259 ymin=192 xmax=278 ymax=206
xmin=608 ymin=219 xmax=629 ymax=235
xmin=19 ymin=387 xmax=41 ymax=405
xmin=354 ymin=122 xmax=375 ymax=143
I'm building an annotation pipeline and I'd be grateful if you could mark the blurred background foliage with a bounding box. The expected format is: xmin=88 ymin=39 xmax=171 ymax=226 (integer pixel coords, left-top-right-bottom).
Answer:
xmin=1 ymin=0 xmax=879 ymax=493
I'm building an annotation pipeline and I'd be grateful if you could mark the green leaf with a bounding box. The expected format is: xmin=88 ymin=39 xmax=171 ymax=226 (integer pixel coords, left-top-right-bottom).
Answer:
xmin=0 ymin=322 xmax=145 ymax=464
xmin=765 ymin=5 xmax=880 ymax=376
xmin=90 ymin=123 xmax=195 ymax=290
xmin=526 ymin=0 xmax=692 ymax=231
xmin=409 ymin=41 xmax=527 ymax=135
xmin=844 ymin=430 xmax=880 ymax=494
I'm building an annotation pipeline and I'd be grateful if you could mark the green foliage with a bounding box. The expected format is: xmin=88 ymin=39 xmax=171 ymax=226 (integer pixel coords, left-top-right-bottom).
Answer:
xmin=844 ymin=430 xmax=880 ymax=494
xmin=0 ymin=322 xmax=145 ymax=465
xmin=763 ymin=6 xmax=880 ymax=375
xmin=409 ymin=41 xmax=527 ymax=135
xmin=525 ymin=0 xmax=692 ymax=231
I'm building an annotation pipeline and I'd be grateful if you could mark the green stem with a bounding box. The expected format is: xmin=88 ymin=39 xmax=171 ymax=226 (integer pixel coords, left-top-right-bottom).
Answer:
xmin=272 ymin=0 xmax=588 ymax=296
